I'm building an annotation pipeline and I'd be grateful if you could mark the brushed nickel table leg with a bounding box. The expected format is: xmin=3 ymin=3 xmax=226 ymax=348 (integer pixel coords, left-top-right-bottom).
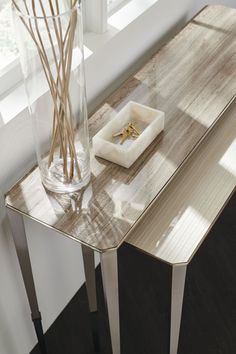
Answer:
xmin=7 ymin=208 xmax=47 ymax=354
xmin=170 ymin=264 xmax=187 ymax=354
xmin=82 ymin=245 xmax=97 ymax=312
xmin=81 ymin=245 xmax=99 ymax=351
xmin=100 ymin=250 xmax=120 ymax=354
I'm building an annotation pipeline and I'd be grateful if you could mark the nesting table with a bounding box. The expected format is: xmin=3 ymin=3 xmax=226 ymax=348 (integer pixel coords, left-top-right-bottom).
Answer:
xmin=127 ymin=99 xmax=236 ymax=353
xmin=5 ymin=5 xmax=236 ymax=354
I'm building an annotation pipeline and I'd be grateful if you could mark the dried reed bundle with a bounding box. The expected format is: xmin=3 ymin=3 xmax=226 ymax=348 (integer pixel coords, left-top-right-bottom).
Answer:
xmin=12 ymin=0 xmax=81 ymax=182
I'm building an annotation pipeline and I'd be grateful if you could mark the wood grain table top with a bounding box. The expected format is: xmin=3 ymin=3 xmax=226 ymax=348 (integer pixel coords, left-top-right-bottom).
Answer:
xmin=127 ymin=100 xmax=236 ymax=265
xmin=5 ymin=5 xmax=236 ymax=252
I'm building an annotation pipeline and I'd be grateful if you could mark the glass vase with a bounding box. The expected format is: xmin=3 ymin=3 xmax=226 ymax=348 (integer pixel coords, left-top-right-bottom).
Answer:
xmin=12 ymin=0 xmax=90 ymax=193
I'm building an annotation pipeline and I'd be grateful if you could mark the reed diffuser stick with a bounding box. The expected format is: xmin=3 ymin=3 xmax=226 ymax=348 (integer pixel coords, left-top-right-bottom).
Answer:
xmin=12 ymin=0 xmax=81 ymax=183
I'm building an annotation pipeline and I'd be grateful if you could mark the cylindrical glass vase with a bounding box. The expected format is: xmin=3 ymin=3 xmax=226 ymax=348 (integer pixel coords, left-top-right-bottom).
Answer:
xmin=12 ymin=0 xmax=90 ymax=193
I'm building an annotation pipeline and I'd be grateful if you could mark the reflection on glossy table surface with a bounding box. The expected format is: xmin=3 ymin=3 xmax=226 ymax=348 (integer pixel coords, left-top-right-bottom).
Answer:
xmin=5 ymin=5 xmax=236 ymax=251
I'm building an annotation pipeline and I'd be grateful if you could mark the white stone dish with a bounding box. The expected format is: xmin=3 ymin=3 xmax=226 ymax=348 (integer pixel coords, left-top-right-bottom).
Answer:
xmin=92 ymin=101 xmax=165 ymax=168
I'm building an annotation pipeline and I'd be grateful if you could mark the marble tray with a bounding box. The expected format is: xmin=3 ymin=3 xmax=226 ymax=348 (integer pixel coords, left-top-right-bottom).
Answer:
xmin=92 ymin=101 xmax=165 ymax=168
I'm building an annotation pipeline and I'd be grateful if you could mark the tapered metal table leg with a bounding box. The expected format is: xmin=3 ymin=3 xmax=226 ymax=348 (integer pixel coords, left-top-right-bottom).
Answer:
xmin=170 ymin=264 xmax=187 ymax=354
xmin=7 ymin=208 xmax=47 ymax=354
xmin=100 ymin=250 xmax=120 ymax=354
xmin=81 ymin=245 xmax=99 ymax=352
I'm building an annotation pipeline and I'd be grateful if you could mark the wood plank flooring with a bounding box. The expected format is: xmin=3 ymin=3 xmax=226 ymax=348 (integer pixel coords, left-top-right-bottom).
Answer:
xmin=31 ymin=191 xmax=236 ymax=354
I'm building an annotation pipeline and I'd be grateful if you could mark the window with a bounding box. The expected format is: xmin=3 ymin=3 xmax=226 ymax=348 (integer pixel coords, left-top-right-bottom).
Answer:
xmin=107 ymin=0 xmax=129 ymax=14
xmin=0 ymin=0 xmax=109 ymax=80
xmin=0 ymin=1 xmax=22 ymax=98
xmin=0 ymin=1 xmax=18 ymax=72
xmin=83 ymin=0 xmax=131 ymax=33
xmin=0 ymin=0 xmax=158 ymax=102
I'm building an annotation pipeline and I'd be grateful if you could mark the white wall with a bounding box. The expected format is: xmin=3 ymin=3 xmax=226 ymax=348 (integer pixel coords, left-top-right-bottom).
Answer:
xmin=0 ymin=1 xmax=235 ymax=353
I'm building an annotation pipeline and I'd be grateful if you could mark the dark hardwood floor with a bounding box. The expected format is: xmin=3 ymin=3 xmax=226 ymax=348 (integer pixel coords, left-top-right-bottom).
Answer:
xmin=31 ymin=191 xmax=236 ymax=354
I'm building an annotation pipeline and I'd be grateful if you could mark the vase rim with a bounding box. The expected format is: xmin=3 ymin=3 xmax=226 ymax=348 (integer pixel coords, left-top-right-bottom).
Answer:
xmin=12 ymin=1 xmax=79 ymax=21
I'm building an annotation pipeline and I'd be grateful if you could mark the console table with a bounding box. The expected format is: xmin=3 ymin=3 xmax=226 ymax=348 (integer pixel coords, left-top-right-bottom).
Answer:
xmin=5 ymin=5 xmax=236 ymax=354
xmin=127 ymin=99 xmax=236 ymax=354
